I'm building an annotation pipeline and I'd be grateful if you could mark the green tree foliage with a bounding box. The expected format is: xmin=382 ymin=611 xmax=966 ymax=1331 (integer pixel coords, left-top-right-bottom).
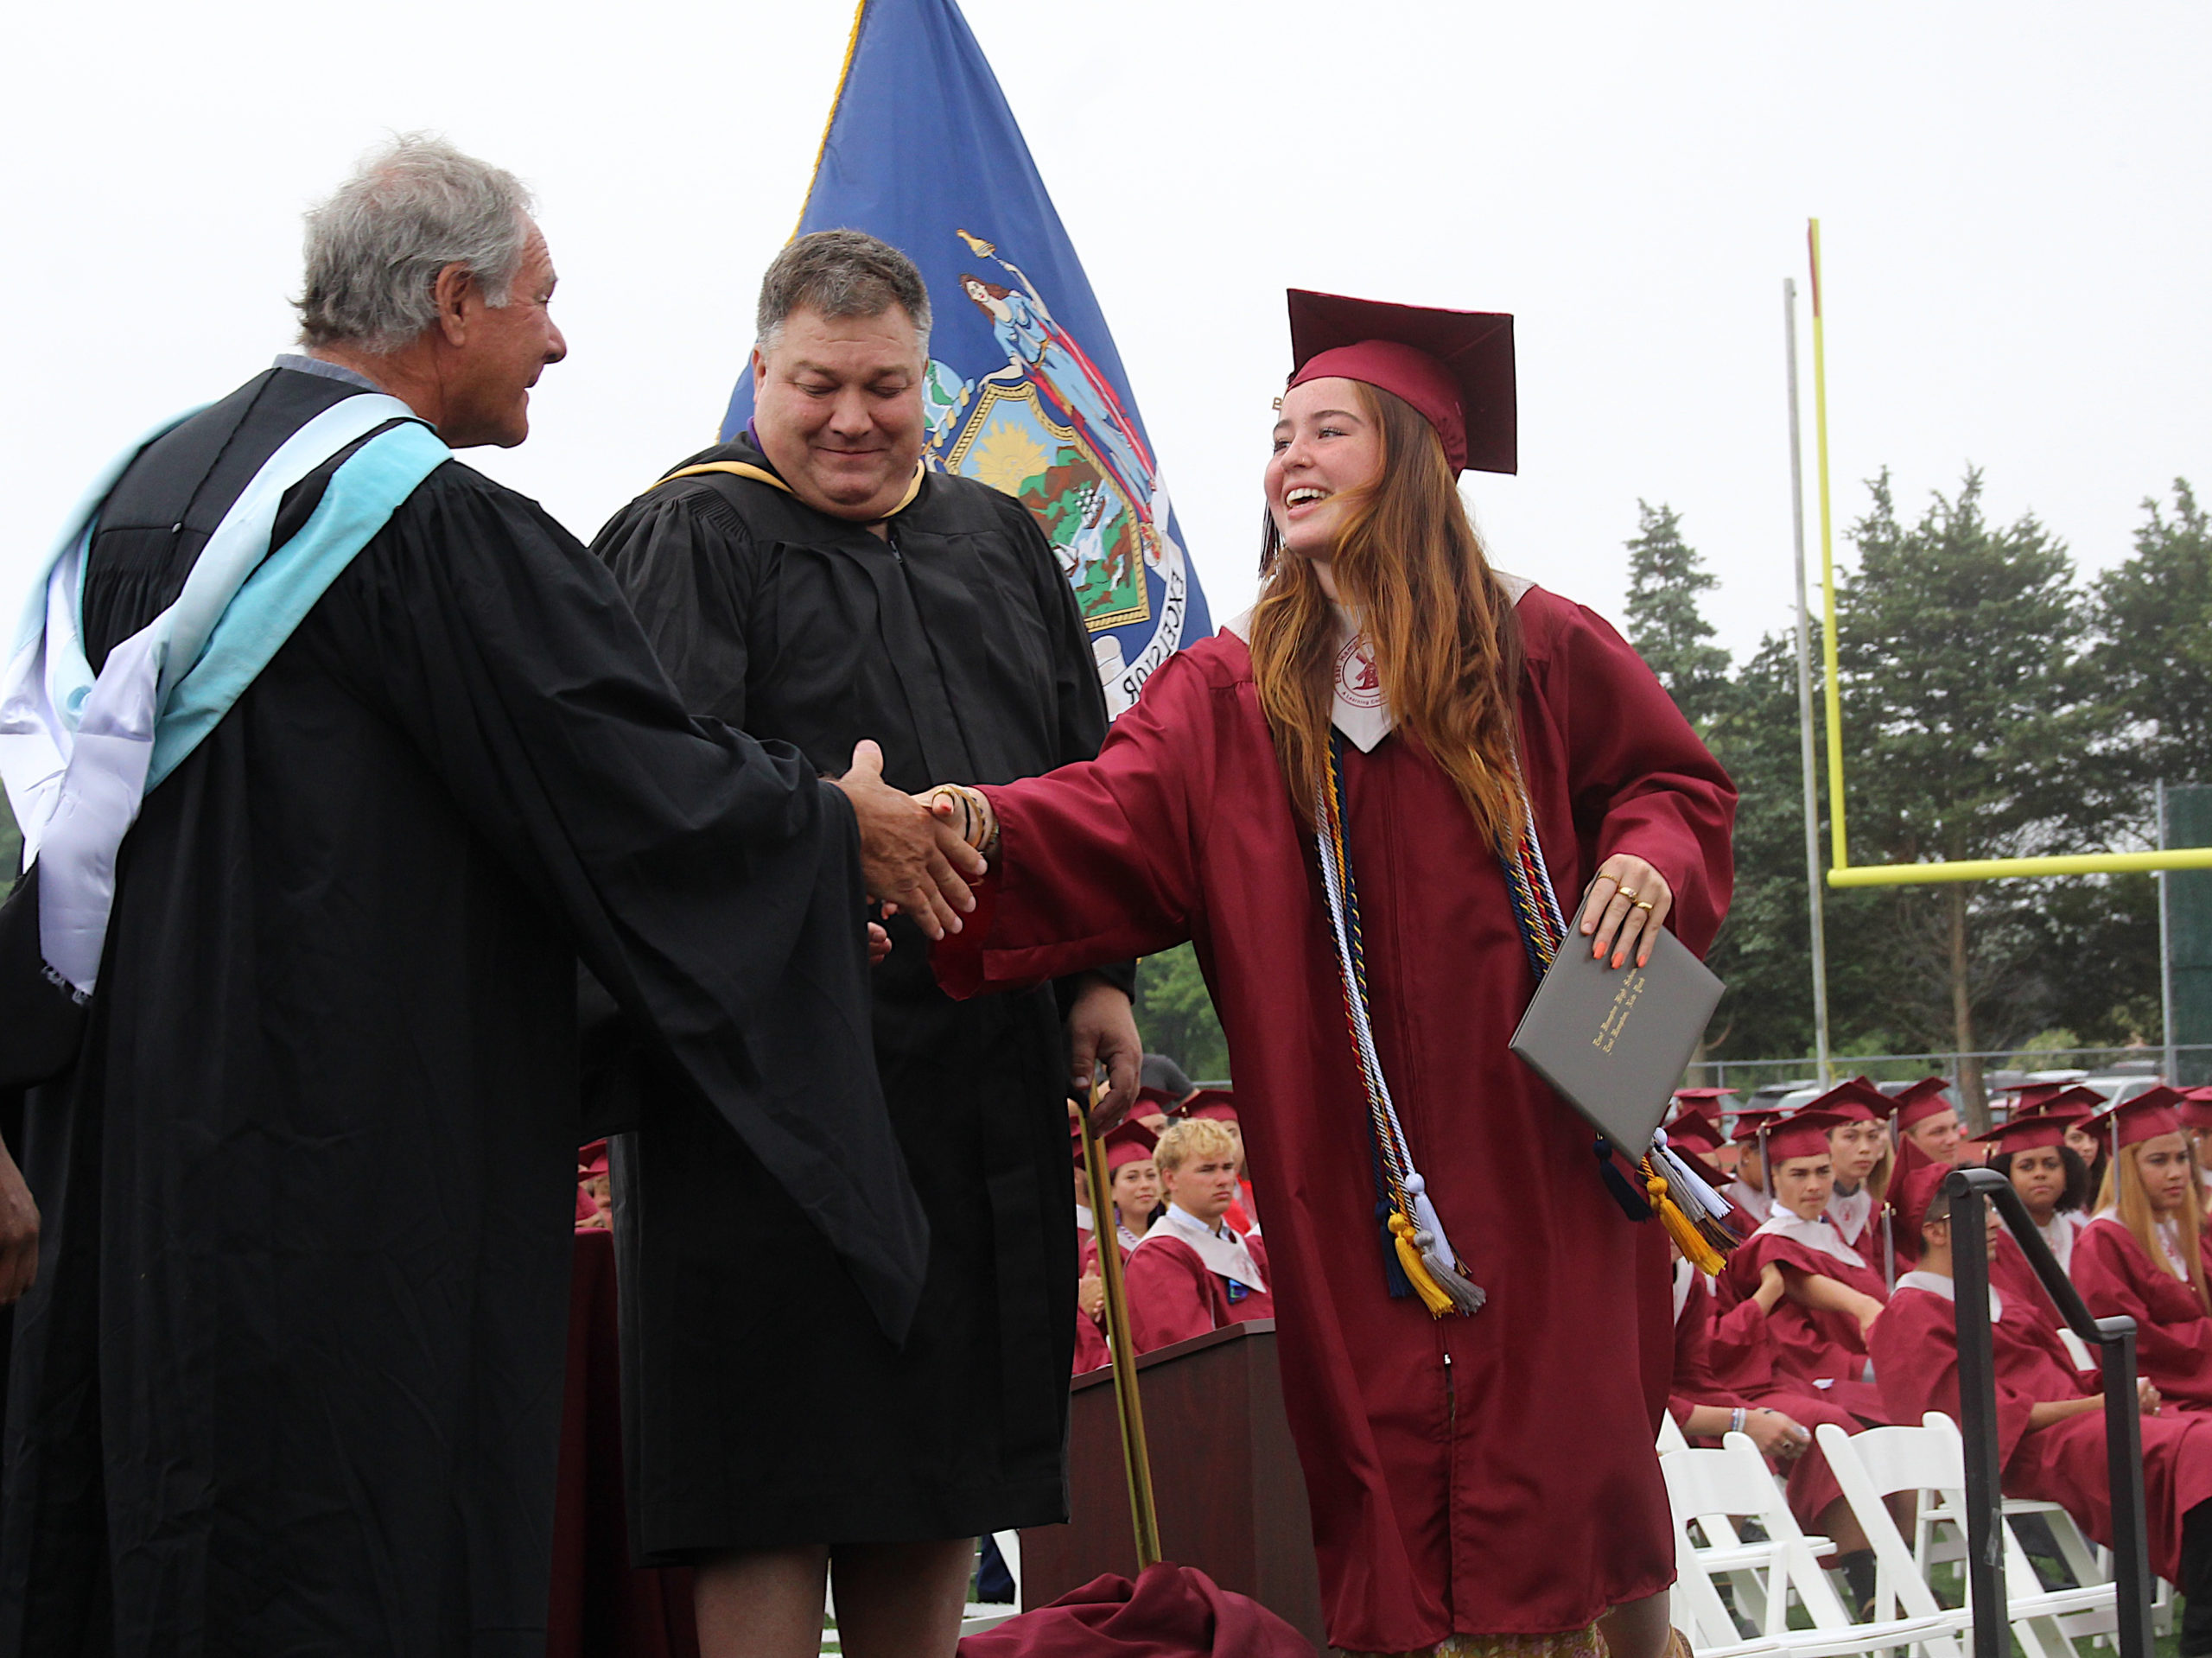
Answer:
xmin=1695 ymin=629 xmax=1890 ymax=1067
xmin=2091 ymin=481 xmax=2212 ymax=794
xmin=1624 ymin=502 xmax=1733 ymax=730
xmin=1830 ymin=470 xmax=2106 ymax=1116
xmin=1132 ymin=942 xmax=1229 ymax=1082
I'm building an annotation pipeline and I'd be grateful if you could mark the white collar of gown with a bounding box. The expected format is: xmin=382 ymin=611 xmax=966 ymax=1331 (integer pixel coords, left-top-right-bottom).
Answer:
xmin=1137 ymin=1204 xmax=1265 ymax=1293
xmin=1751 ymin=1209 xmax=1869 ymax=1271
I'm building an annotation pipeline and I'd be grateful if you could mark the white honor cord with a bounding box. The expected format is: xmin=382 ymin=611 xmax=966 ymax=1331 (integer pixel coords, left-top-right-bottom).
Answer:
xmin=1312 ymin=795 xmax=1467 ymax=1277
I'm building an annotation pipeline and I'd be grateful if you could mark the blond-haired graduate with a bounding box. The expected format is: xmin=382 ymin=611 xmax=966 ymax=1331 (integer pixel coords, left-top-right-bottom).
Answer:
xmin=2071 ymin=1088 xmax=2212 ymax=1410
xmin=1123 ymin=1117 xmax=1274 ymax=1353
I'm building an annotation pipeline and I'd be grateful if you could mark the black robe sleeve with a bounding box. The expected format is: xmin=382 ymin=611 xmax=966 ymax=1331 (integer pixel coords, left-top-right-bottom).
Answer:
xmin=320 ymin=464 xmax=927 ymax=1339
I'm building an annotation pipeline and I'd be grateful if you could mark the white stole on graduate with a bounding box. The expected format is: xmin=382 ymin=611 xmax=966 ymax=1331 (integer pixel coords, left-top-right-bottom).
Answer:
xmin=1725 ymin=1178 xmax=1774 ymax=1224
xmin=0 ymin=393 xmax=441 ymax=994
xmin=2037 ymin=1209 xmax=2085 ymax=1274
xmin=1827 ymin=1185 xmax=1874 ymax=1247
xmin=1137 ymin=1204 xmax=1266 ymax=1293
xmin=1751 ymin=1209 xmax=1870 ymax=1272
xmin=1219 ymin=569 xmax=1534 ymax=753
xmin=2088 ymin=1209 xmax=2191 ymax=1280
xmin=1673 ymin=1255 xmax=1696 ymax=1322
xmin=1896 ymin=1269 xmax=2004 ymax=1323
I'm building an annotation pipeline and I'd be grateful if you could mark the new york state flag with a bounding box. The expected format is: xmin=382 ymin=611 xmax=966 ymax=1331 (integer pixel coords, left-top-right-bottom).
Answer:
xmin=721 ymin=0 xmax=1212 ymax=714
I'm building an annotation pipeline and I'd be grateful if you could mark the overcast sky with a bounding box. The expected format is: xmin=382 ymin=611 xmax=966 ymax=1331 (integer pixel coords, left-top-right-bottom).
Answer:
xmin=5 ymin=1 xmax=2206 ymax=670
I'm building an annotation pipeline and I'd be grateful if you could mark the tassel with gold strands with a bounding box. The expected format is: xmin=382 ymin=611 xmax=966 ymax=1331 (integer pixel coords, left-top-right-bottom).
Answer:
xmin=1644 ymin=1163 xmax=1727 ymax=1276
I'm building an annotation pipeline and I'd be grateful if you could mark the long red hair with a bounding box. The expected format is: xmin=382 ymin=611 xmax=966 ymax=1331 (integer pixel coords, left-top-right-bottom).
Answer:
xmin=1248 ymin=381 xmax=1523 ymax=841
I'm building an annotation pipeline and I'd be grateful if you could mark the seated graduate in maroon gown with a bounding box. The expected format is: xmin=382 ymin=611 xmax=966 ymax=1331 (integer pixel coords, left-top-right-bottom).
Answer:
xmin=1181 ymin=1090 xmax=1259 ymax=1235
xmin=1972 ymin=1109 xmax=2095 ymax=1311
xmin=1670 ymin=1245 xmax=1886 ymax=1591
xmin=922 ymin=289 xmax=1736 ymax=1658
xmin=1723 ymin=1108 xmax=1782 ymax=1228
xmin=1124 ymin=1118 xmax=1274 ymax=1353
xmin=2070 ymin=1089 xmax=2212 ymax=1411
xmin=1872 ymin=1161 xmax=2212 ymax=1653
xmin=1722 ymin=1109 xmax=1889 ymax=1417
xmin=1074 ymin=1119 xmax=1162 ymax=1373
xmin=1895 ymin=1078 xmax=1969 ymax=1169
xmin=1819 ymin=1078 xmax=1898 ymax=1277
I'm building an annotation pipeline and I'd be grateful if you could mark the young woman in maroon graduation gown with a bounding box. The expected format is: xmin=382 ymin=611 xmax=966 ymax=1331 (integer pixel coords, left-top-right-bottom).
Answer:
xmin=927 ymin=291 xmax=1736 ymax=1657
xmin=1073 ymin=1121 xmax=1161 ymax=1374
xmin=1972 ymin=1109 xmax=2094 ymax=1310
xmin=1873 ymin=1163 xmax=2212 ymax=1653
xmin=2070 ymin=1089 xmax=2212 ymax=1410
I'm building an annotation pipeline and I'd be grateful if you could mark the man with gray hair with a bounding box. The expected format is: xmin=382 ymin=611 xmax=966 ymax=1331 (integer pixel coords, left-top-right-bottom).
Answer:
xmin=592 ymin=230 xmax=1142 ymax=1658
xmin=0 ymin=141 xmax=976 ymax=1653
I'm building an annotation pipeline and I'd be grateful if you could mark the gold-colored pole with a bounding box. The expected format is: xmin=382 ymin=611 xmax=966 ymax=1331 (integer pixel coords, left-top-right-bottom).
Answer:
xmin=1079 ymin=1082 xmax=1161 ymax=1568
xmin=1808 ymin=218 xmax=1849 ymax=872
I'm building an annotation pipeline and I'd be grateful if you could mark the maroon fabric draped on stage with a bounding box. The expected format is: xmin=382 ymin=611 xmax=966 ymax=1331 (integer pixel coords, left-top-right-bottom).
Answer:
xmin=550 ymin=1228 xmax=701 ymax=1658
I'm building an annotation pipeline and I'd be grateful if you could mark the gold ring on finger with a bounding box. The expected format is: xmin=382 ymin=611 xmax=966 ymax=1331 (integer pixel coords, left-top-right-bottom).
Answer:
xmin=1616 ymin=886 xmax=1639 ymax=902
xmin=1633 ymin=898 xmax=1656 ymax=912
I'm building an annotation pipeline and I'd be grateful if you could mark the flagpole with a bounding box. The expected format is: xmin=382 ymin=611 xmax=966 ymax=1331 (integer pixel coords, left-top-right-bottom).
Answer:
xmin=1808 ymin=219 xmax=1848 ymax=873
xmin=1785 ymin=276 xmax=1833 ymax=1085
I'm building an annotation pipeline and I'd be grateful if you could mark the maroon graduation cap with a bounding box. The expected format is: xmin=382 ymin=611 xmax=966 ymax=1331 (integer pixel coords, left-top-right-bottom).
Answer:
xmin=1286 ymin=289 xmax=1517 ymax=475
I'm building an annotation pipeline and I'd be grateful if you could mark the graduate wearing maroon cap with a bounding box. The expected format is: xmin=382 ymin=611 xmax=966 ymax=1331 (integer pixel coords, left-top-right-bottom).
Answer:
xmin=1894 ymin=1077 xmax=1967 ymax=1166
xmin=928 ymin=289 xmax=1735 ymax=1654
xmin=1974 ymin=1110 xmax=2094 ymax=1284
xmin=1808 ymin=1079 xmax=1896 ymax=1258
xmin=2070 ymin=1089 xmax=2212 ymax=1409
xmin=1720 ymin=1111 xmax=1889 ymax=1417
xmin=1722 ymin=1108 xmax=1785 ymax=1227
xmin=1872 ymin=1160 xmax=2212 ymax=1649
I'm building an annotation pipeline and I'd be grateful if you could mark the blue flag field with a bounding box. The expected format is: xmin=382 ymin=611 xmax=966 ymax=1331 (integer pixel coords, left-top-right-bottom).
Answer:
xmin=721 ymin=0 xmax=1212 ymax=715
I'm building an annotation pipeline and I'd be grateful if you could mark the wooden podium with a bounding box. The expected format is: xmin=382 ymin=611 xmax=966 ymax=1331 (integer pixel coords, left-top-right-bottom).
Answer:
xmin=1020 ymin=1320 xmax=1325 ymax=1648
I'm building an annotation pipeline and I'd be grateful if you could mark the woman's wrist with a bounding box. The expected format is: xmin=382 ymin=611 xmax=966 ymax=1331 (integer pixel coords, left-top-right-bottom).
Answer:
xmin=928 ymin=784 xmax=1001 ymax=857
xmin=1729 ymin=1407 xmax=1746 ymax=1434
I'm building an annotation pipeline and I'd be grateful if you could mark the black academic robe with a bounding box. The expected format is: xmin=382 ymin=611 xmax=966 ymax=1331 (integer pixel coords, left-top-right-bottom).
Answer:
xmin=593 ymin=435 xmax=1122 ymax=1552
xmin=0 ymin=369 xmax=918 ymax=1657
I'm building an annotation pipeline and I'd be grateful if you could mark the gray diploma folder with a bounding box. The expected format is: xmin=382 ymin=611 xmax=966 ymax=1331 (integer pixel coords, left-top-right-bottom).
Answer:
xmin=1508 ymin=925 xmax=1724 ymax=1150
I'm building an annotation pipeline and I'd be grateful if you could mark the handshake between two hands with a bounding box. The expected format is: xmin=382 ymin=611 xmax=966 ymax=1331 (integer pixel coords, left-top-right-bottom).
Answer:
xmin=830 ymin=742 xmax=1141 ymax=1121
xmin=828 ymin=740 xmax=1000 ymax=956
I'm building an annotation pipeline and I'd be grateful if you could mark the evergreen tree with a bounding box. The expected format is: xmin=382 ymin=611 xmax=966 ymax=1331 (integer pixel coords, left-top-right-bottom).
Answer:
xmin=1698 ymin=627 xmax=1892 ymax=1070
xmin=2091 ymin=480 xmax=2212 ymax=792
xmin=1831 ymin=469 xmax=2100 ymax=1120
xmin=1624 ymin=501 xmax=1732 ymax=730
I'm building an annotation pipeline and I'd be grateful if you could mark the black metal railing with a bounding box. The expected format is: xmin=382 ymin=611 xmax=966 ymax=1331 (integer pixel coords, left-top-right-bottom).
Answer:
xmin=1945 ymin=1166 xmax=2152 ymax=1658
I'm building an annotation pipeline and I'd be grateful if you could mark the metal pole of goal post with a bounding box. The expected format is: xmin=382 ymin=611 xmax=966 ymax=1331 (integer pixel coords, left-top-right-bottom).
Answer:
xmin=1783 ymin=275 xmax=1834 ymax=1086
xmin=1943 ymin=1169 xmax=2007 ymax=1658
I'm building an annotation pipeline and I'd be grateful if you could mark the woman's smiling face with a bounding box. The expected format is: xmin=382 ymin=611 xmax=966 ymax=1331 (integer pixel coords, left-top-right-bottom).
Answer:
xmin=1266 ymin=377 xmax=1383 ymax=565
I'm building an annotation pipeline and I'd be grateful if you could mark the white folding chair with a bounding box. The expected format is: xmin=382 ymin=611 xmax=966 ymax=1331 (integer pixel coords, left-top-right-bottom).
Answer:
xmin=1663 ymin=1431 xmax=1956 ymax=1657
xmin=1834 ymin=1414 xmax=2120 ymax=1658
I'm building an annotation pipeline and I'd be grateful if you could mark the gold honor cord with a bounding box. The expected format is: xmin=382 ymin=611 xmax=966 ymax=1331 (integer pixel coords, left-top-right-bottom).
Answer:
xmin=651 ymin=459 xmax=928 ymax=518
xmin=1078 ymin=1080 xmax=1162 ymax=1569
xmin=1806 ymin=219 xmax=2212 ymax=888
